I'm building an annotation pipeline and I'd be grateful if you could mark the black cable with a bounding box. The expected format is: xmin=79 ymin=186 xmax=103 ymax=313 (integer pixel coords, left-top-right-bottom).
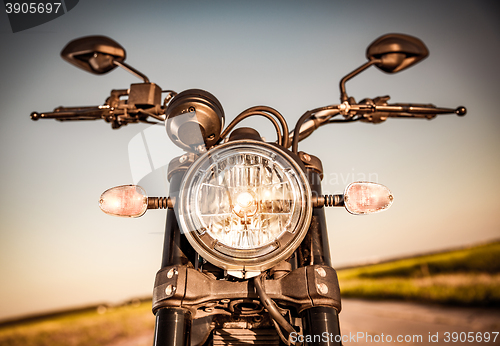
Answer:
xmin=292 ymin=110 xmax=314 ymax=154
xmin=253 ymin=273 xmax=298 ymax=345
xmin=272 ymin=318 xmax=292 ymax=346
xmin=252 ymin=106 xmax=290 ymax=148
xmin=292 ymin=106 xmax=338 ymax=154
xmin=137 ymin=109 xmax=165 ymax=122
xmin=328 ymin=116 xmax=362 ymax=123
xmin=162 ymin=89 xmax=178 ymax=95
xmin=139 ymin=119 xmax=164 ymax=125
xmin=243 ymin=110 xmax=283 ymax=145
xmin=162 ymin=90 xmax=178 ymax=107
xmin=219 ymin=108 xmax=285 ymax=146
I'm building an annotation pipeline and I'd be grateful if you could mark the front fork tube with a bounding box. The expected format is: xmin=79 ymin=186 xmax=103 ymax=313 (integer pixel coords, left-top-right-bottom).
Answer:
xmin=153 ymin=170 xmax=193 ymax=346
xmin=301 ymin=307 xmax=342 ymax=346
xmin=299 ymin=169 xmax=342 ymax=346
xmin=153 ymin=308 xmax=192 ymax=346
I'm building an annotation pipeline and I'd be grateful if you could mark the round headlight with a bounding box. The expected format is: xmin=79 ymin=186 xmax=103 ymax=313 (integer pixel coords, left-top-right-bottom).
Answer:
xmin=177 ymin=140 xmax=312 ymax=276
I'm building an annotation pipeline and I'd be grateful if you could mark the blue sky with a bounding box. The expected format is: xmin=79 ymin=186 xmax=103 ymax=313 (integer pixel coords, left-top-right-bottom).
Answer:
xmin=0 ymin=0 xmax=499 ymax=320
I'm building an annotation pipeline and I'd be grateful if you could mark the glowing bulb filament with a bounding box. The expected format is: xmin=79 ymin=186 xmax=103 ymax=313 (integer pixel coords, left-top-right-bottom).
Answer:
xmin=232 ymin=191 xmax=258 ymax=218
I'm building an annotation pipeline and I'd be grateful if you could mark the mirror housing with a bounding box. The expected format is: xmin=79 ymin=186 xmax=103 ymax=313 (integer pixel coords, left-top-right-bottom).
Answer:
xmin=366 ymin=33 xmax=429 ymax=73
xmin=61 ymin=35 xmax=126 ymax=74
xmin=340 ymin=33 xmax=429 ymax=102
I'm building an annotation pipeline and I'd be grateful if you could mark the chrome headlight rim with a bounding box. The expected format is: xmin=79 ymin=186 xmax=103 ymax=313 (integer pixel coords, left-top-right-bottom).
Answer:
xmin=177 ymin=140 xmax=312 ymax=273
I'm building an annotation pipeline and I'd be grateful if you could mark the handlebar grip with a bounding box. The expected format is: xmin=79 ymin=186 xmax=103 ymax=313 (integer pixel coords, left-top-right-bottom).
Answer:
xmin=375 ymin=104 xmax=467 ymax=117
xmin=31 ymin=107 xmax=104 ymax=121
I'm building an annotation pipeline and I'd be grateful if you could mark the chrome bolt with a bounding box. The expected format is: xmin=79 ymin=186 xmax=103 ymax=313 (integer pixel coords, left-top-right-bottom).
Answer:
xmin=303 ymin=154 xmax=311 ymax=162
xmin=221 ymin=299 xmax=230 ymax=304
xmin=316 ymin=267 xmax=327 ymax=277
xmin=339 ymin=101 xmax=351 ymax=117
xmin=167 ymin=268 xmax=177 ymax=279
xmin=317 ymin=283 xmax=328 ymax=295
xmin=165 ymin=285 xmax=176 ymax=296
xmin=179 ymin=155 xmax=187 ymax=163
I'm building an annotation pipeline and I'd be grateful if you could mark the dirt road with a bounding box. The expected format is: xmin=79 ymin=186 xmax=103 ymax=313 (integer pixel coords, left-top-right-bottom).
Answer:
xmin=339 ymin=299 xmax=500 ymax=345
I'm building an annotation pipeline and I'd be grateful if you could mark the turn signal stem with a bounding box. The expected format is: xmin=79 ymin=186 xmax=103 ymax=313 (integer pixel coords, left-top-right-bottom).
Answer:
xmin=148 ymin=197 xmax=174 ymax=209
xmin=313 ymin=195 xmax=345 ymax=208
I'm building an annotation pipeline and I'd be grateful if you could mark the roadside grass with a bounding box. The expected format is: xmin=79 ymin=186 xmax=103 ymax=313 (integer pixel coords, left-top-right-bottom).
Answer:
xmin=0 ymin=300 xmax=155 ymax=346
xmin=337 ymin=241 xmax=500 ymax=306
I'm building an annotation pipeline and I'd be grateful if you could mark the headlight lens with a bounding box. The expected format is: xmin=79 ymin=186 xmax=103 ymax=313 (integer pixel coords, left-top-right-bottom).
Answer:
xmin=178 ymin=140 xmax=312 ymax=274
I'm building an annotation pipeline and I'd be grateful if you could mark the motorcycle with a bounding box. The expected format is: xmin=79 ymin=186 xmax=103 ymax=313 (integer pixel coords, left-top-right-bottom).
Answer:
xmin=31 ymin=33 xmax=466 ymax=346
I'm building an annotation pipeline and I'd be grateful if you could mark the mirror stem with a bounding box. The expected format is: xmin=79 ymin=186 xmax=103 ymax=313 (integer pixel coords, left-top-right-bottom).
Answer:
xmin=113 ymin=60 xmax=150 ymax=83
xmin=339 ymin=59 xmax=381 ymax=103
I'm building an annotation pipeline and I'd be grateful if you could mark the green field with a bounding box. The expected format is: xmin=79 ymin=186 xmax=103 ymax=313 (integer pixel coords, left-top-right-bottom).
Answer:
xmin=337 ymin=241 xmax=500 ymax=306
xmin=0 ymin=301 xmax=155 ymax=346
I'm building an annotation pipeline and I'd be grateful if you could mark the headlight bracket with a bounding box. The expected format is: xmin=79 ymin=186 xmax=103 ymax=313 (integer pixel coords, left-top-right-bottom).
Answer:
xmin=152 ymin=264 xmax=342 ymax=318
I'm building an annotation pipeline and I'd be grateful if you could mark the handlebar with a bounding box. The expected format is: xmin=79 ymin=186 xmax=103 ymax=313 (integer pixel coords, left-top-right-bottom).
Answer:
xmin=32 ymin=94 xmax=466 ymax=146
xmin=290 ymin=101 xmax=466 ymax=150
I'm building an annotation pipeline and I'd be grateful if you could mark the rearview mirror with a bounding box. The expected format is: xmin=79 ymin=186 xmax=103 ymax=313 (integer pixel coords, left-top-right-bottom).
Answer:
xmin=366 ymin=33 xmax=429 ymax=73
xmin=340 ymin=33 xmax=429 ymax=102
xmin=60 ymin=35 xmax=126 ymax=74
